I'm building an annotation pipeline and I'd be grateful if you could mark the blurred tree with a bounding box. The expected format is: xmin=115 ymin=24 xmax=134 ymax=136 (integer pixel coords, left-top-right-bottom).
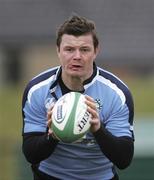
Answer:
xmin=3 ymin=47 xmax=22 ymax=85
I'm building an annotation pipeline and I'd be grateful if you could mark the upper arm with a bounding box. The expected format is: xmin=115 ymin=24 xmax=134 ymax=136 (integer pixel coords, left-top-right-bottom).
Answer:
xmin=102 ymin=88 xmax=134 ymax=139
xmin=22 ymin=88 xmax=47 ymax=134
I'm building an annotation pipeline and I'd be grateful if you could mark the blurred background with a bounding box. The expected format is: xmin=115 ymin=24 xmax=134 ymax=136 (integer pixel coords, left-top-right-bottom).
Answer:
xmin=0 ymin=0 xmax=154 ymax=179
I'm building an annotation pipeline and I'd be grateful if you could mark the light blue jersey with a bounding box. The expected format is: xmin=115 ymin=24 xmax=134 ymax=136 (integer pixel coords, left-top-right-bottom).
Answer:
xmin=22 ymin=65 xmax=134 ymax=180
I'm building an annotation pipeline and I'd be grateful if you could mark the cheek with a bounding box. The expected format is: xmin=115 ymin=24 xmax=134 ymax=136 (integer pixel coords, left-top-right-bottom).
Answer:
xmin=59 ymin=53 xmax=71 ymax=67
xmin=60 ymin=52 xmax=72 ymax=61
xmin=85 ymin=54 xmax=95 ymax=63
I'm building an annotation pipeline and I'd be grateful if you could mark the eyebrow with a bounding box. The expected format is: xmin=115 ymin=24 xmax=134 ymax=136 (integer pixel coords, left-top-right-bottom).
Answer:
xmin=63 ymin=44 xmax=92 ymax=48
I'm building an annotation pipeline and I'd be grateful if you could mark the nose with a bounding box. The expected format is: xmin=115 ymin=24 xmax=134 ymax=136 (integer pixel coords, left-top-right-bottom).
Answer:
xmin=73 ymin=50 xmax=81 ymax=59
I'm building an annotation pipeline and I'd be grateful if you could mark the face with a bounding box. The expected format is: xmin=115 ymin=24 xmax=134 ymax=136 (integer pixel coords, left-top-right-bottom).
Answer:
xmin=57 ymin=34 xmax=99 ymax=82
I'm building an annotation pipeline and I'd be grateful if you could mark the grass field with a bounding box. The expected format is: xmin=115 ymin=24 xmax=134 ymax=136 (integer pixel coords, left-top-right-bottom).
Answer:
xmin=0 ymin=86 xmax=22 ymax=180
xmin=125 ymin=76 xmax=154 ymax=115
xmin=0 ymin=76 xmax=154 ymax=180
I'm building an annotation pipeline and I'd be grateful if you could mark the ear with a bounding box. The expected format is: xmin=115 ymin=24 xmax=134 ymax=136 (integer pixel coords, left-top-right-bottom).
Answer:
xmin=95 ymin=46 xmax=100 ymax=55
xmin=94 ymin=46 xmax=100 ymax=59
xmin=56 ymin=46 xmax=60 ymax=58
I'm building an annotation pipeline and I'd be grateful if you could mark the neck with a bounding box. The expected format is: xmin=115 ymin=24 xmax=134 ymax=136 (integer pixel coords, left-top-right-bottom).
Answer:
xmin=62 ymin=74 xmax=84 ymax=92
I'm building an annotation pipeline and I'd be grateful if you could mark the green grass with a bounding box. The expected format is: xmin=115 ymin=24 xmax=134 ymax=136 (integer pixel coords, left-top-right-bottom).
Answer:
xmin=124 ymin=76 xmax=154 ymax=116
xmin=0 ymin=86 xmax=22 ymax=139
xmin=118 ymin=157 xmax=154 ymax=180
xmin=0 ymin=85 xmax=23 ymax=180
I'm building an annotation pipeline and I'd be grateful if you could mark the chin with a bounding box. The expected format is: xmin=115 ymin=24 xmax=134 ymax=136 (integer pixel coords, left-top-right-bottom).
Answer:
xmin=69 ymin=72 xmax=83 ymax=79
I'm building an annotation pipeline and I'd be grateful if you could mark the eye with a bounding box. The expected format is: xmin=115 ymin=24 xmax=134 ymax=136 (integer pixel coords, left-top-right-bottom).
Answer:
xmin=80 ymin=47 xmax=91 ymax=52
xmin=64 ymin=47 xmax=74 ymax=52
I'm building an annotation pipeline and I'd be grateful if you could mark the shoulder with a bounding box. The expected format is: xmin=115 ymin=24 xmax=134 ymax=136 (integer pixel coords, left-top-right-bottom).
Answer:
xmin=28 ymin=67 xmax=59 ymax=87
xmin=97 ymin=67 xmax=134 ymax=122
xmin=97 ymin=67 xmax=133 ymax=100
xmin=22 ymin=66 xmax=59 ymax=107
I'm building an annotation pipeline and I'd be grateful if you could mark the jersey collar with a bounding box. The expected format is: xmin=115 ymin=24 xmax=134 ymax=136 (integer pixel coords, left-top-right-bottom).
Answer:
xmin=50 ymin=62 xmax=98 ymax=91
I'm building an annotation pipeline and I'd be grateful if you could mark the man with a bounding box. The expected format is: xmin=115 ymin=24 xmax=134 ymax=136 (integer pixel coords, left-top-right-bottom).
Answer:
xmin=22 ymin=15 xmax=134 ymax=180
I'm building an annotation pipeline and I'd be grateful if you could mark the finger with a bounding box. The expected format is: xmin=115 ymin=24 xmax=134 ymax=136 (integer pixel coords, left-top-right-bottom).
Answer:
xmin=47 ymin=111 xmax=53 ymax=127
xmin=87 ymin=106 xmax=98 ymax=118
xmin=47 ymin=111 xmax=52 ymax=119
xmin=47 ymin=104 xmax=54 ymax=114
xmin=47 ymin=119 xmax=52 ymax=127
xmin=89 ymin=118 xmax=99 ymax=125
xmin=48 ymin=128 xmax=53 ymax=135
xmin=47 ymin=104 xmax=55 ymax=119
xmin=85 ymin=95 xmax=94 ymax=102
xmin=85 ymin=100 xmax=97 ymax=111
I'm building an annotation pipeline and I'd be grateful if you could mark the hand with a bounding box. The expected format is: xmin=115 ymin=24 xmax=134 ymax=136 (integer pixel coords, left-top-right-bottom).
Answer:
xmin=46 ymin=106 xmax=57 ymax=139
xmin=85 ymin=95 xmax=101 ymax=133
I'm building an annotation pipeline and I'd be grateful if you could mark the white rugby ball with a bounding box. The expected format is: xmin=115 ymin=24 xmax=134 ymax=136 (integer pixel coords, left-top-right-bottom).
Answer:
xmin=51 ymin=92 xmax=91 ymax=143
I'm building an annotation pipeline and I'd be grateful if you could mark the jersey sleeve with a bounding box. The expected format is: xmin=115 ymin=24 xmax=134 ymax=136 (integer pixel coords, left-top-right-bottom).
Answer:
xmin=103 ymin=88 xmax=134 ymax=139
xmin=22 ymin=87 xmax=47 ymax=134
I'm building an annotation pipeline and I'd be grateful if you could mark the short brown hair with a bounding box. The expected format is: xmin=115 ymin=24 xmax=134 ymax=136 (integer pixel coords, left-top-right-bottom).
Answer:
xmin=56 ymin=15 xmax=99 ymax=50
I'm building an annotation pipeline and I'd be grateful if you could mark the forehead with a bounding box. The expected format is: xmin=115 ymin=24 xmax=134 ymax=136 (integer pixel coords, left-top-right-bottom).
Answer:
xmin=60 ymin=34 xmax=94 ymax=47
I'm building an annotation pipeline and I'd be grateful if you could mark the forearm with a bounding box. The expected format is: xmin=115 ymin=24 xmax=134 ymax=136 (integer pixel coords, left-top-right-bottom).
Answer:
xmin=22 ymin=132 xmax=59 ymax=164
xmin=93 ymin=125 xmax=134 ymax=169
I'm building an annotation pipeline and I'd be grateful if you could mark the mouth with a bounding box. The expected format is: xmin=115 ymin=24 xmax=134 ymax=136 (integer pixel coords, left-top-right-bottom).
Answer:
xmin=70 ymin=64 xmax=82 ymax=70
